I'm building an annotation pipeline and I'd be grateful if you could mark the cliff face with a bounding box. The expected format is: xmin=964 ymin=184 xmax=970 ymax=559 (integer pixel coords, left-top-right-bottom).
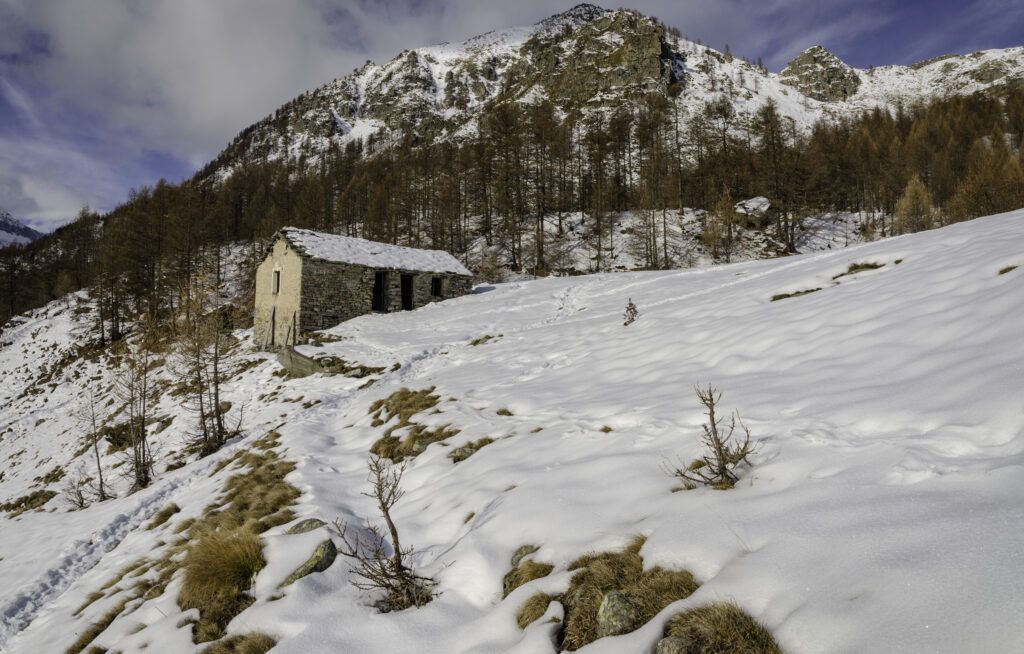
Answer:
xmin=778 ymin=45 xmax=861 ymax=102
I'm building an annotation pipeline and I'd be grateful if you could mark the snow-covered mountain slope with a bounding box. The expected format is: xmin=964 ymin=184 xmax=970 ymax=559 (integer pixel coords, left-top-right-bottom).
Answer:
xmin=780 ymin=42 xmax=1024 ymax=112
xmin=204 ymin=4 xmax=1023 ymax=178
xmin=0 ymin=211 xmax=43 ymax=248
xmin=2 ymin=212 xmax=1023 ymax=653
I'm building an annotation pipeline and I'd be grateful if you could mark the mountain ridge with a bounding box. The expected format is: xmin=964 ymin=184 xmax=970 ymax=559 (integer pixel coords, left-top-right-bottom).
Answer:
xmin=0 ymin=211 xmax=43 ymax=248
xmin=200 ymin=4 xmax=1024 ymax=181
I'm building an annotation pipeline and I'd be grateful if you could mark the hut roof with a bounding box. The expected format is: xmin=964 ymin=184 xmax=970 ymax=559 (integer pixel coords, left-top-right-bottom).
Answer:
xmin=280 ymin=228 xmax=471 ymax=276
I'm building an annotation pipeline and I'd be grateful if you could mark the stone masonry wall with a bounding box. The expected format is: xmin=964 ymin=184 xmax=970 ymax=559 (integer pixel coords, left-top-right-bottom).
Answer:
xmin=298 ymin=259 xmax=375 ymax=333
xmin=298 ymin=258 xmax=473 ymax=337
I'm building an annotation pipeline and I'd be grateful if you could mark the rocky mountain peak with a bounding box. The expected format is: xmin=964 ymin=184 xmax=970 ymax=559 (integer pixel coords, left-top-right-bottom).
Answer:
xmin=535 ymin=3 xmax=609 ymax=32
xmin=779 ymin=44 xmax=860 ymax=102
xmin=0 ymin=210 xmax=43 ymax=248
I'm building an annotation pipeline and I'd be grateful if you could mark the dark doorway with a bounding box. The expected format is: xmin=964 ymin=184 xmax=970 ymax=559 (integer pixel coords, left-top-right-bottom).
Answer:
xmin=401 ymin=274 xmax=414 ymax=311
xmin=372 ymin=271 xmax=389 ymax=312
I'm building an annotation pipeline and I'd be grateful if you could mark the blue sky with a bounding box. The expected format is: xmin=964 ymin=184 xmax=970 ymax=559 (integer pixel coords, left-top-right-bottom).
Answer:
xmin=1 ymin=0 xmax=1022 ymax=232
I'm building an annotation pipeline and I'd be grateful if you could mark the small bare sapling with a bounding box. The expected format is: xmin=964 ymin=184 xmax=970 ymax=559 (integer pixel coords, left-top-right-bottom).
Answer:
xmin=332 ymin=455 xmax=437 ymax=611
xmin=623 ymin=298 xmax=640 ymax=326
xmin=665 ymin=384 xmax=755 ymax=489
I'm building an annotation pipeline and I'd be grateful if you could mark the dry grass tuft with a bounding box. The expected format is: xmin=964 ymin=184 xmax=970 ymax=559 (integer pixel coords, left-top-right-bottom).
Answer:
xmin=665 ymin=601 xmax=782 ymax=653
xmin=99 ymin=559 xmax=148 ymax=591
xmin=833 ymin=261 xmax=884 ymax=280
xmin=560 ymin=535 xmax=697 ymax=651
xmin=448 ymin=437 xmax=495 ymax=463
xmin=178 ymin=527 xmax=265 ymax=642
xmin=72 ymin=591 xmax=107 ymax=617
xmin=999 ymin=264 xmax=1018 ymax=275
xmin=496 ymin=408 xmax=513 ymax=416
xmin=146 ymin=503 xmax=181 ymax=530
xmin=367 ymin=387 xmax=461 ymax=462
xmin=313 ymin=355 xmax=385 ymax=378
xmin=369 ymin=387 xmax=440 ymax=432
xmin=504 ymin=559 xmax=555 ymax=598
xmin=770 ymin=287 xmax=821 ymax=302
xmin=200 ymin=631 xmax=277 ymax=654
xmin=65 ymin=597 xmax=130 ymax=654
xmin=173 ymin=430 xmax=299 ymax=642
xmin=174 ymin=517 xmax=196 ymax=534
xmin=65 ymin=430 xmax=299 ymax=650
xmin=517 ymin=592 xmax=555 ymax=628
xmin=33 ymin=465 xmax=66 ymax=485
xmin=201 ymin=448 xmax=299 ymax=534
xmin=371 ymin=423 xmax=460 ymax=462
xmin=1 ymin=489 xmax=59 ymax=516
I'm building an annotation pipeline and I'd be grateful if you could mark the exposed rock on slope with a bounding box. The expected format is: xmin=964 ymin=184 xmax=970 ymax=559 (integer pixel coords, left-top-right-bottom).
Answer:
xmin=779 ymin=45 xmax=861 ymax=102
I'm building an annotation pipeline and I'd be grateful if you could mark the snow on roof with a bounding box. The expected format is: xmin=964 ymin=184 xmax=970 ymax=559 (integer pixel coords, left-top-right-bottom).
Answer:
xmin=280 ymin=228 xmax=471 ymax=276
xmin=735 ymin=196 xmax=771 ymax=217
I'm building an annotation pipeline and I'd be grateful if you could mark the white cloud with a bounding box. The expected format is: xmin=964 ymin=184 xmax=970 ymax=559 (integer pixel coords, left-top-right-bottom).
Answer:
xmin=0 ymin=0 xmax=1020 ymax=231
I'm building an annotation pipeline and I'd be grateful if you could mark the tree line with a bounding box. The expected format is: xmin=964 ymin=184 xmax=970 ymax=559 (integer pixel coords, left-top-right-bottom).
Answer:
xmin=2 ymin=88 xmax=1023 ymax=328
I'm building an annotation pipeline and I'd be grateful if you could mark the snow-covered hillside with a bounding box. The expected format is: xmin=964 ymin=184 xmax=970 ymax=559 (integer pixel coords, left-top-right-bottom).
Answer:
xmin=1 ymin=211 xmax=1023 ymax=653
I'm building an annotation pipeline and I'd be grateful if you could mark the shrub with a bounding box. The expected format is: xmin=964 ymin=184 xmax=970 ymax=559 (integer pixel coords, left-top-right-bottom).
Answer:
xmin=334 ymin=456 xmax=437 ymax=612
xmin=665 ymin=601 xmax=781 ymax=653
xmin=664 ymin=385 xmax=755 ymax=490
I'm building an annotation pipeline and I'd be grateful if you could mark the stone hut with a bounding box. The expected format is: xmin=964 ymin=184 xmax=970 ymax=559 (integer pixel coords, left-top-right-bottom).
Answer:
xmin=254 ymin=228 xmax=472 ymax=348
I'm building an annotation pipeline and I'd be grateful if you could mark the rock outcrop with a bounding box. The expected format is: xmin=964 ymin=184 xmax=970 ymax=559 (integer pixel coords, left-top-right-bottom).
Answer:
xmin=779 ymin=45 xmax=861 ymax=102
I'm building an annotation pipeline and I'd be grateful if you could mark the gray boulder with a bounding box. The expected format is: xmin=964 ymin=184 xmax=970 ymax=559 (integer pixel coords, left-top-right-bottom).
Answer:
xmin=596 ymin=591 xmax=641 ymax=637
xmin=279 ymin=539 xmax=337 ymax=588
xmin=655 ymin=635 xmax=695 ymax=654
xmin=511 ymin=544 xmax=539 ymax=568
xmin=286 ymin=518 xmax=327 ymax=534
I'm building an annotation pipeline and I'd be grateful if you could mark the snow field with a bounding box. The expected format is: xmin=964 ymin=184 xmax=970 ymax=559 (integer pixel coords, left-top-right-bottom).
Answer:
xmin=1 ymin=210 xmax=1023 ymax=652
